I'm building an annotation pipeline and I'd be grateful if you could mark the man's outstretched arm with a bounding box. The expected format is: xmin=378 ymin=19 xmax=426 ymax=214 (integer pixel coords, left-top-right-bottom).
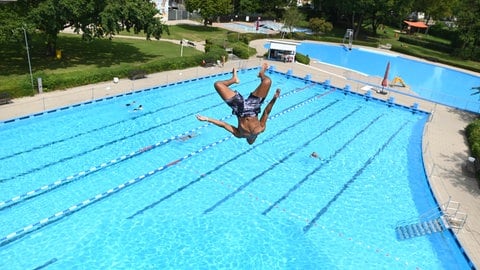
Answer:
xmin=259 ymin=88 xmax=281 ymax=126
xmin=196 ymin=114 xmax=240 ymax=137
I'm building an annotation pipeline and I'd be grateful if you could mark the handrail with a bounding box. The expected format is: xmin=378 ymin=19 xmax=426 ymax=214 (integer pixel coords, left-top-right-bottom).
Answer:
xmin=395 ymin=198 xmax=467 ymax=234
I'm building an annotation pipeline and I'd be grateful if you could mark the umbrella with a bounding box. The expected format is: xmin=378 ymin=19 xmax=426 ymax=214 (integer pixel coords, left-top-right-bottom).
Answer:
xmin=380 ymin=61 xmax=390 ymax=93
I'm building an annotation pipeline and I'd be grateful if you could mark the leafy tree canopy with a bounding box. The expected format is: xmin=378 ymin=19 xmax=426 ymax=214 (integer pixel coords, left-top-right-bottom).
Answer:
xmin=185 ymin=0 xmax=233 ymax=25
xmin=309 ymin=17 xmax=333 ymax=34
xmin=0 ymin=0 xmax=168 ymax=56
xmin=282 ymin=7 xmax=305 ymax=33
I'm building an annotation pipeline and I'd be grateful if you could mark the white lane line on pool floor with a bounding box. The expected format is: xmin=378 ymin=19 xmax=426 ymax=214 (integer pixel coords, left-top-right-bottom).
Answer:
xmin=0 ymin=79 xmax=326 ymax=247
xmin=0 ymin=82 xmax=318 ymax=211
xmin=0 ymin=118 xmax=227 ymax=211
xmin=202 ymin=167 xmax=422 ymax=269
xmin=0 ymin=135 xmax=233 ymax=247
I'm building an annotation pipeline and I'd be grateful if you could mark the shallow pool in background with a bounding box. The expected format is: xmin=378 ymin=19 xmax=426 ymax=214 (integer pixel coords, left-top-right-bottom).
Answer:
xmin=0 ymin=67 xmax=473 ymax=269
xmin=295 ymin=42 xmax=480 ymax=113
xmin=221 ymin=22 xmax=270 ymax=34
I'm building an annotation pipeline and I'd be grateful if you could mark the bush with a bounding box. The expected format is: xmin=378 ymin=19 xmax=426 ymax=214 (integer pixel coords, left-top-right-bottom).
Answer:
xmin=204 ymin=45 xmax=226 ymax=63
xmin=292 ymin=32 xmax=310 ymax=40
xmin=30 ymin=56 xmax=204 ymax=92
xmin=466 ymin=119 xmax=480 ymax=158
xmin=398 ymin=35 xmax=453 ymax=54
xmin=466 ymin=118 xmax=480 ymax=180
xmin=295 ymin=52 xmax=310 ymax=65
xmin=428 ymin=22 xmax=458 ymax=41
xmin=232 ymin=42 xmax=256 ymax=59
xmin=308 ymin=17 xmax=333 ymax=35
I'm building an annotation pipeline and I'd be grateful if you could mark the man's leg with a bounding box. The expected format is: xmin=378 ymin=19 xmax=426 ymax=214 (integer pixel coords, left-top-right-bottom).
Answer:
xmin=251 ymin=63 xmax=272 ymax=98
xmin=214 ymin=68 xmax=240 ymax=100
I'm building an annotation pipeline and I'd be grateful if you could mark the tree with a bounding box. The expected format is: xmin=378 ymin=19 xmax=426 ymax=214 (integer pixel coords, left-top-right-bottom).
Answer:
xmin=0 ymin=0 xmax=168 ymax=56
xmin=282 ymin=7 xmax=305 ymax=33
xmin=238 ymin=0 xmax=260 ymax=15
xmin=185 ymin=0 xmax=233 ymax=26
xmin=321 ymin=0 xmax=407 ymax=37
xmin=359 ymin=0 xmax=393 ymax=35
xmin=412 ymin=0 xmax=459 ymax=22
xmin=454 ymin=0 xmax=480 ymax=59
xmin=309 ymin=17 xmax=333 ymax=35
xmin=0 ymin=0 xmax=41 ymax=42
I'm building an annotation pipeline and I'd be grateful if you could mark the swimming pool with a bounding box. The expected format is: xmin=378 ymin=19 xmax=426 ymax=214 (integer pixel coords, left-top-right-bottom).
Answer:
xmin=222 ymin=21 xmax=310 ymax=35
xmin=0 ymin=67 xmax=473 ymax=269
xmin=221 ymin=22 xmax=271 ymax=34
xmin=295 ymin=42 xmax=480 ymax=113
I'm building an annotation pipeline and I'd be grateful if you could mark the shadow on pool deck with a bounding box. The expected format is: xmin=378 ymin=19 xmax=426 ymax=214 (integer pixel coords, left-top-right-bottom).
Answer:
xmin=0 ymin=37 xmax=479 ymax=268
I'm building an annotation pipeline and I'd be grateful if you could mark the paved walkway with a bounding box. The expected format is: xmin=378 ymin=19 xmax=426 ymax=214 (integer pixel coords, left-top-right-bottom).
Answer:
xmin=1 ymin=34 xmax=479 ymax=267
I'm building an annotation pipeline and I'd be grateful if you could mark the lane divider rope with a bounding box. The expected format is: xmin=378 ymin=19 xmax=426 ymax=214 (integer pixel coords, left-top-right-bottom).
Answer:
xmin=0 ymin=135 xmax=233 ymax=247
xmin=0 ymin=83 xmax=317 ymax=210
xmin=0 ymin=81 xmax=326 ymax=246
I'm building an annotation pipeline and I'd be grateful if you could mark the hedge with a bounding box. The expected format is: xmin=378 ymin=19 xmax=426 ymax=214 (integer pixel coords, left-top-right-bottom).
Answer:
xmin=466 ymin=119 xmax=480 ymax=158
xmin=466 ymin=118 xmax=480 ymax=181
xmin=295 ymin=52 xmax=310 ymax=65
xmin=398 ymin=35 xmax=453 ymax=54
xmin=30 ymin=56 xmax=204 ymax=92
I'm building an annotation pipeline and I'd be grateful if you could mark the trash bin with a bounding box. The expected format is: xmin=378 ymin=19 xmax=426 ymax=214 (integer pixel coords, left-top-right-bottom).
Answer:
xmin=37 ymin=77 xmax=43 ymax=93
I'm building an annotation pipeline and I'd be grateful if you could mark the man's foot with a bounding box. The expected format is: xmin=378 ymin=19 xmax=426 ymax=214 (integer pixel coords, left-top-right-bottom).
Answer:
xmin=258 ymin=63 xmax=269 ymax=78
xmin=232 ymin=68 xmax=240 ymax=84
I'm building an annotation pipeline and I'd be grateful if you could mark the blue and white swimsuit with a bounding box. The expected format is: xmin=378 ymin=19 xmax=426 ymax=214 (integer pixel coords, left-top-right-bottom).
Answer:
xmin=226 ymin=91 xmax=265 ymax=117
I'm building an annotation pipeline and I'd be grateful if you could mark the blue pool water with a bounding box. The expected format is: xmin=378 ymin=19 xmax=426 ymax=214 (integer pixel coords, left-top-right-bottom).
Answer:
xmin=221 ymin=22 xmax=270 ymax=34
xmin=295 ymin=42 xmax=480 ymax=113
xmin=0 ymin=67 xmax=473 ymax=269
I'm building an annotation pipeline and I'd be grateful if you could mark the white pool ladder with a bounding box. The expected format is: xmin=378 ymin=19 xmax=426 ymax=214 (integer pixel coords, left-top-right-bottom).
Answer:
xmin=441 ymin=198 xmax=468 ymax=233
xmin=395 ymin=198 xmax=467 ymax=240
xmin=343 ymin=29 xmax=353 ymax=50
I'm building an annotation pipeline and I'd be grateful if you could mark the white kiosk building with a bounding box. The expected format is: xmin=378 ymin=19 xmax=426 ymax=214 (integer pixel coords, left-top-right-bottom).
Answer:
xmin=267 ymin=40 xmax=300 ymax=63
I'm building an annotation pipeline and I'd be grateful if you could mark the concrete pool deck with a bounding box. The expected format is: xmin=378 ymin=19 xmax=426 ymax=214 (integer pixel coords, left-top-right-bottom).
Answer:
xmin=1 ymin=37 xmax=479 ymax=268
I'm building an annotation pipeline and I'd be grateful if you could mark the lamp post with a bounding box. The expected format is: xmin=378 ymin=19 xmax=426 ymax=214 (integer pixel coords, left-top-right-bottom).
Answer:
xmin=180 ymin=40 xmax=183 ymax=57
xmin=22 ymin=26 xmax=34 ymax=93
xmin=180 ymin=39 xmax=185 ymax=57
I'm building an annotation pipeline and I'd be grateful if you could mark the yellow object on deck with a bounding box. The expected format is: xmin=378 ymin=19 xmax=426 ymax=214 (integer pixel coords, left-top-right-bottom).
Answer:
xmin=56 ymin=49 xmax=62 ymax=60
xmin=391 ymin=76 xmax=406 ymax=87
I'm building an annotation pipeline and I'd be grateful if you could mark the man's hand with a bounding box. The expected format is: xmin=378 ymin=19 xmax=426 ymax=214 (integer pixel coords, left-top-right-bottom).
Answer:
xmin=196 ymin=114 xmax=208 ymax=122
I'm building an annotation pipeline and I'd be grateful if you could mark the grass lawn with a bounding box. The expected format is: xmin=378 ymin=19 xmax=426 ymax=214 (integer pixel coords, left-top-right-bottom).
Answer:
xmin=0 ymin=33 xmax=202 ymax=96
xmin=119 ymin=24 xmax=231 ymax=43
xmin=167 ymin=24 xmax=230 ymax=41
xmin=375 ymin=27 xmax=480 ymax=72
xmin=1 ymin=22 xmax=479 ymax=98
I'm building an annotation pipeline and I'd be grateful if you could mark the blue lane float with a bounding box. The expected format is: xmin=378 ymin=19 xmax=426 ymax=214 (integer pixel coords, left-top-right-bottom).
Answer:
xmin=286 ymin=69 xmax=293 ymax=78
xmin=342 ymin=85 xmax=351 ymax=95
xmin=304 ymin=74 xmax=311 ymax=83
xmin=0 ymin=119 xmax=223 ymax=211
xmin=0 ymin=134 xmax=233 ymax=247
xmin=0 ymin=76 xmax=326 ymax=247
xmin=411 ymin=102 xmax=420 ymax=113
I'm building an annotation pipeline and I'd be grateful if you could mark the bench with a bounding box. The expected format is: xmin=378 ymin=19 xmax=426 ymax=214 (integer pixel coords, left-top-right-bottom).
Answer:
xmin=128 ymin=70 xmax=147 ymax=80
xmin=201 ymin=60 xmax=216 ymax=68
xmin=378 ymin=43 xmax=392 ymax=50
xmin=0 ymin=92 xmax=11 ymax=105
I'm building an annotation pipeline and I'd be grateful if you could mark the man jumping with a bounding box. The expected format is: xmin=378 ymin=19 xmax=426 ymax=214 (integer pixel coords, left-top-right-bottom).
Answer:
xmin=196 ymin=63 xmax=280 ymax=144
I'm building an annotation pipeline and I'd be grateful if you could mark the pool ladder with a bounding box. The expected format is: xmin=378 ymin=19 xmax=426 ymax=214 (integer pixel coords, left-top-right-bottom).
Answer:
xmin=395 ymin=217 xmax=448 ymax=240
xmin=395 ymin=198 xmax=467 ymax=241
